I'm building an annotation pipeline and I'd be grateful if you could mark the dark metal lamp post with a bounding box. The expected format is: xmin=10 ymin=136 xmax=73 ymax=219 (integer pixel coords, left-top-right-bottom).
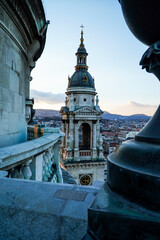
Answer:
xmin=83 ymin=1 xmax=160 ymax=239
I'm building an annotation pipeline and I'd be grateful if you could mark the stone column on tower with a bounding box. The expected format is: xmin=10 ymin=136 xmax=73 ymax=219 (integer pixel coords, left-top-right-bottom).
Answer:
xmin=96 ymin=119 xmax=101 ymax=148
xmin=69 ymin=94 xmax=75 ymax=111
xmin=74 ymin=120 xmax=79 ymax=161
xmin=92 ymin=121 xmax=97 ymax=150
xmin=62 ymin=121 xmax=65 ymax=147
xmin=65 ymin=121 xmax=69 ymax=149
xmin=92 ymin=121 xmax=97 ymax=160
xmin=69 ymin=117 xmax=74 ymax=149
xmin=66 ymin=134 xmax=73 ymax=162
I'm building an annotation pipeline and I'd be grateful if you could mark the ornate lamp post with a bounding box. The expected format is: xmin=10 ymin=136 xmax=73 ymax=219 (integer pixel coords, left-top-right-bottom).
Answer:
xmin=84 ymin=1 xmax=160 ymax=239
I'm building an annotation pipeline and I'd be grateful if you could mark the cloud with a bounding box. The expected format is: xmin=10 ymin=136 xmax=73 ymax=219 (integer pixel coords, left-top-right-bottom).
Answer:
xmin=30 ymin=90 xmax=158 ymax=115
xmin=106 ymin=101 xmax=158 ymax=116
xmin=129 ymin=101 xmax=157 ymax=109
xmin=31 ymin=89 xmax=65 ymax=105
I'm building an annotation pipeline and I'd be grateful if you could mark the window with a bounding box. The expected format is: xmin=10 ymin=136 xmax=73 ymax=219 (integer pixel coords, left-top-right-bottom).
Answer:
xmin=84 ymin=98 xmax=86 ymax=101
xmin=74 ymin=98 xmax=76 ymax=102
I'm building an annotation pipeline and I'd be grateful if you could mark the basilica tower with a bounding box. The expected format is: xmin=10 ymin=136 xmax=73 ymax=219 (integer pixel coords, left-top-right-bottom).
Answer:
xmin=60 ymin=28 xmax=106 ymax=185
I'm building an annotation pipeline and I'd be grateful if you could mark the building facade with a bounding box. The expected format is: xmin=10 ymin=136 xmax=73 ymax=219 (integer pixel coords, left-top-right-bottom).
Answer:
xmin=0 ymin=0 xmax=48 ymax=147
xmin=0 ymin=0 xmax=65 ymax=185
xmin=60 ymin=29 xmax=106 ymax=185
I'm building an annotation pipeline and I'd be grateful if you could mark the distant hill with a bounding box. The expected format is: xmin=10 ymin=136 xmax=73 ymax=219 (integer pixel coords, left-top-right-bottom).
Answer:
xmin=102 ymin=112 xmax=151 ymax=120
xmin=35 ymin=109 xmax=61 ymax=118
xmin=35 ymin=109 xmax=151 ymax=120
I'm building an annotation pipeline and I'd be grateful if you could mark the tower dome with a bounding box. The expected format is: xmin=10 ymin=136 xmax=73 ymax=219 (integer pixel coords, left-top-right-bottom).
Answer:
xmin=67 ymin=27 xmax=95 ymax=90
xmin=68 ymin=71 xmax=95 ymax=88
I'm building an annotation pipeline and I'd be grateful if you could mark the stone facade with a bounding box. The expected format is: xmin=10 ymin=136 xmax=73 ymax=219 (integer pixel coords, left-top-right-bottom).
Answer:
xmin=0 ymin=0 xmax=48 ymax=147
xmin=61 ymin=106 xmax=103 ymax=161
xmin=60 ymin=29 xmax=106 ymax=185
xmin=65 ymin=162 xmax=107 ymax=185
xmin=0 ymin=0 xmax=66 ymax=184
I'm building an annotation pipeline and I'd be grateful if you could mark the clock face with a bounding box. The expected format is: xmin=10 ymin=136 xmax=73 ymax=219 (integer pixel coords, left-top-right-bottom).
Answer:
xmin=80 ymin=174 xmax=92 ymax=186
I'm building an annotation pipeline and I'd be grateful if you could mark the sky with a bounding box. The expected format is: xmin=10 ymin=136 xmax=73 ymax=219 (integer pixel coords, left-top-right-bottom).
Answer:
xmin=30 ymin=0 xmax=159 ymax=116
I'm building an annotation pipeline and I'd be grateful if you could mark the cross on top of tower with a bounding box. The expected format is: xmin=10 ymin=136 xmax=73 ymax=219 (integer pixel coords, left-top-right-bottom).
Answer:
xmin=80 ymin=24 xmax=84 ymax=31
xmin=80 ymin=25 xmax=84 ymax=45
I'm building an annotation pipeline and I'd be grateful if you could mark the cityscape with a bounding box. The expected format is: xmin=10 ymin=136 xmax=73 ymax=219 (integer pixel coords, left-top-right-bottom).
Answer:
xmin=33 ymin=108 xmax=150 ymax=157
xmin=0 ymin=0 xmax=160 ymax=239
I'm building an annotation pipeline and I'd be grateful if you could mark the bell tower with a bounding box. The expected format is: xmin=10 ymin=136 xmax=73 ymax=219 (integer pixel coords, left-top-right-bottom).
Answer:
xmin=60 ymin=27 xmax=106 ymax=185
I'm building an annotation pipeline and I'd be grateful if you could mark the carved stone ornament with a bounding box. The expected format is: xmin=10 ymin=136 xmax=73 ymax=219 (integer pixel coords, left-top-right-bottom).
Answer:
xmin=74 ymin=106 xmax=98 ymax=115
xmin=67 ymin=135 xmax=72 ymax=151
xmin=98 ymin=135 xmax=103 ymax=150
xmin=25 ymin=98 xmax=34 ymax=123
xmin=140 ymin=40 xmax=160 ymax=80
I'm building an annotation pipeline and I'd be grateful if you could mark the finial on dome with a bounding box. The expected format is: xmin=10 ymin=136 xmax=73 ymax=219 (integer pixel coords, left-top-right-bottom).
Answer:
xmin=80 ymin=24 xmax=84 ymax=31
xmin=80 ymin=24 xmax=84 ymax=44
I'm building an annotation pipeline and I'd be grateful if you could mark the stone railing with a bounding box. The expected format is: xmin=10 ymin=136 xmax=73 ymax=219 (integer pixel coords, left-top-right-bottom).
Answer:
xmin=79 ymin=150 xmax=91 ymax=157
xmin=79 ymin=150 xmax=91 ymax=160
xmin=0 ymin=128 xmax=64 ymax=183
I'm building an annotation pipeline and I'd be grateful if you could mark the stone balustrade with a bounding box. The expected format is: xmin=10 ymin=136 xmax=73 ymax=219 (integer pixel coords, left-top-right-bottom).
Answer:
xmin=0 ymin=129 xmax=64 ymax=183
xmin=79 ymin=150 xmax=91 ymax=157
xmin=79 ymin=150 xmax=92 ymax=160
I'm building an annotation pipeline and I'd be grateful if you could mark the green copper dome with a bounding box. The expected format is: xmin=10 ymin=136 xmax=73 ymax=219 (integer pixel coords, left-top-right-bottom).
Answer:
xmin=76 ymin=44 xmax=88 ymax=55
xmin=68 ymin=70 xmax=95 ymax=88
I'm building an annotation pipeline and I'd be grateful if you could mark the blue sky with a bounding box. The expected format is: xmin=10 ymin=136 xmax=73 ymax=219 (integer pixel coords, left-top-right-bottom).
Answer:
xmin=31 ymin=0 xmax=159 ymax=115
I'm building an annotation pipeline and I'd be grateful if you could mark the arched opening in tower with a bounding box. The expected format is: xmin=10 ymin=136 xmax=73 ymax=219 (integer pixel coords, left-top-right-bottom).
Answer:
xmin=79 ymin=123 xmax=90 ymax=150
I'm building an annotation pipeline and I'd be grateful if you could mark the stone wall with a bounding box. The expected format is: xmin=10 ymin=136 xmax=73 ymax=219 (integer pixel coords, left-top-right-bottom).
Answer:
xmin=0 ymin=0 xmax=47 ymax=148
xmin=67 ymin=93 xmax=95 ymax=109
xmin=65 ymin=162 xmax=106 ymax=185
xmin=0 ymin=4 xmax=27 ymax=146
